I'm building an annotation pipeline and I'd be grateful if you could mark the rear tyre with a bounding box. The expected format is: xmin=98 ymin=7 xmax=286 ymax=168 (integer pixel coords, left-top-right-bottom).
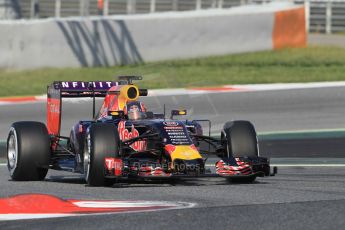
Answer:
xmin=7 ymin=122 xmax=50 ymax=181
xmin=84 ymin=123 xmax=120 ymax=187
xmin=222 ymin=120 xmax=258 ymax=158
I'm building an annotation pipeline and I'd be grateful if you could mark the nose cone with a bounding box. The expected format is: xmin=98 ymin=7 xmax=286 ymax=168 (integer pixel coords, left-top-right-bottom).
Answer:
xmin=165 ymin=144 xmax=202 ymax=161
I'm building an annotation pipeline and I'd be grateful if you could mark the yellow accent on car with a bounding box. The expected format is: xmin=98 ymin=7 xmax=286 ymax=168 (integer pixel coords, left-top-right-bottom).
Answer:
xmin=118 ymin=85 xmax=140 ymax=109
xmin=110 ymin=111 xmax=119 ymax=116
xmin=170 ymin=146 xmax=202 ymax=161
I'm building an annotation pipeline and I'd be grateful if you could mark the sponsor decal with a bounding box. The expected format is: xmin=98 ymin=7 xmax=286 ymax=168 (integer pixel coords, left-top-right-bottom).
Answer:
xmin=105 ymin=158 xmax=123 ymax=176
xmin=47 ymin=98 xmax=60 ymax=114
xmin=164 ymin=125 xmax=190 ymax=145
xmin=60 ymin=81 xmax=116 ymax=90
xmin=47 ymin=98 xmax=61 ymax=136
xmin=164 ymin=126 xmax=183 ymax=130
xmin=163 ymin=121 xmax=179 ymax=126
xmin=0 ymin=194 xmax=194 ymax=221
xmin=118 ymin=121 xmax=147 ymax=152
xmin=105 ymin=158 xmax=115 ymax=171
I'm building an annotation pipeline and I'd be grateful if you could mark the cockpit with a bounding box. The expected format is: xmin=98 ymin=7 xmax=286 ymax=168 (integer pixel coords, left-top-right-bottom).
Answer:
xmin=124 ymin=101 xmax=147 ymax=120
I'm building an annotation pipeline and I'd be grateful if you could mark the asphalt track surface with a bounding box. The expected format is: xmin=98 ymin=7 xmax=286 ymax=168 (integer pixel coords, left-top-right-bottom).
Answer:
xmin=0 ymin=166 xmax=345 ymax=230
xmin=1 ymin=86 xmax=345 ymax=229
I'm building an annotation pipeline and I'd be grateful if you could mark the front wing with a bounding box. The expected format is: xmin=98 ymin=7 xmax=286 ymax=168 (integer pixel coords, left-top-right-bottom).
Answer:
xmin=103 ymin=157 xmax=276 ymax=180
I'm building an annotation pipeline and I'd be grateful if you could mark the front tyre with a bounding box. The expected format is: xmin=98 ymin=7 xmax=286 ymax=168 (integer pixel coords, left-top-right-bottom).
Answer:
xmin=222 ymin=120 xmax=258 ymax=158
xmin=7 ymin=122 xmax=50 ymax=181
xmin=84 ymin=123 xmax=120 ymax=186
xmin=222 ymin=120 xmax=258 ymax=183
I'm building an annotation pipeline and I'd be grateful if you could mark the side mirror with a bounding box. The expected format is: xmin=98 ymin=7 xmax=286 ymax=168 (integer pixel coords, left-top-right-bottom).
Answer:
xmin=170 ymin=109 xmax=187 ymax=119
xmin=139 ymin=89 xmax=148 ymax=96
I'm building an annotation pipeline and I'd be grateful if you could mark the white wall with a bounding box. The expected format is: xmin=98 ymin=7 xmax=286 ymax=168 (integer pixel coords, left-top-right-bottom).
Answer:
xmin=0 ymin=3 xmax=301 ymax=69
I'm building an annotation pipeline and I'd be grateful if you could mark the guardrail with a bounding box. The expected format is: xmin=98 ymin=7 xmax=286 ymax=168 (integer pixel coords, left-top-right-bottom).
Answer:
xmin=303 ymin=0 xmax=345 ymax=33
xmin=1 ymin=0 xmax=344 ymax=33
xmin=5 ymin=0 xmax=243 ymax=19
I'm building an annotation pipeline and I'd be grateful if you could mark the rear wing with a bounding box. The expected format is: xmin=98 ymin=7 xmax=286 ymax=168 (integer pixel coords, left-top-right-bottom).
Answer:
xmin=51 ymin=81 xmax=118 ymax=97
xmin=47 ymin=81 xmax=119 ymax=137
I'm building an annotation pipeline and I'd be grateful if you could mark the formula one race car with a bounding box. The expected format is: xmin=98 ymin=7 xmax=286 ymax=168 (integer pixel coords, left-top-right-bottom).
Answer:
xmin=7 ymin=76 xmax=276 ymax=186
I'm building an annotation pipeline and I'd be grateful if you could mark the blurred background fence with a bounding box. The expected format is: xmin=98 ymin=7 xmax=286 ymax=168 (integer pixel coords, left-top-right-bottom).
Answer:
xmin=0 ymin=0 xmax=344 ymax=33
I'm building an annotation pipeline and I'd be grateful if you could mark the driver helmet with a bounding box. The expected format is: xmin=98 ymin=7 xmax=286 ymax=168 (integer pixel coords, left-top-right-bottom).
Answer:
xmin=124 ymin=101 xmax=147 ymax=120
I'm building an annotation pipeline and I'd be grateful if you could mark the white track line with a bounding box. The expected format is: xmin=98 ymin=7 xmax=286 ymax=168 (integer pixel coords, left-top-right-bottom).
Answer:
xmin=205 ymin=164 xmax=345 ymax=167
xmin=147 ymin=82 xmax=345 ymax=97
xmin=271 ymin=164 xmax=345 ymax=167
xmin=0 ymin=201 xmax=196 ymax=221
xmin=229 ymin=81 xmax=345 ymax=92
xmin=0 ymin=214 xmax=79 ymax=221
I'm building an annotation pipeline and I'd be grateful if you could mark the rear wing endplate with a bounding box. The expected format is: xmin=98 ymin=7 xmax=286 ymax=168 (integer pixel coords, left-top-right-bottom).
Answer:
xmin=47 ymin=81 xmax=118 ymax=137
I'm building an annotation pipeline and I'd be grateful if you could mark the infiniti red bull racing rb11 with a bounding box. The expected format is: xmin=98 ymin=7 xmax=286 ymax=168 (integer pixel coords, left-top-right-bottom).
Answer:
xmin=7 ymin=76 xmax=276 ymax=186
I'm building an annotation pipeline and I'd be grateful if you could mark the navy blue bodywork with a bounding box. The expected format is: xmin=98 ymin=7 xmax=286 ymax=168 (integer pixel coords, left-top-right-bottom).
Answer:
xmin=53 ymin=116 xmax=205 ymax=174
xmin=50 ymin=114 xmax=274 ymax=181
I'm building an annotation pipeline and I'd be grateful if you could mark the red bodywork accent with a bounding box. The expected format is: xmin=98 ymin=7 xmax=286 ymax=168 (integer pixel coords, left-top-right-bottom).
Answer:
xmin=164 ymin=144 xmax=176 ymax=155
xmin=105 ymin=158 xmax=123 ymax=176
xmin=215 ymin=159 xmax=253 ymax=176
xmin=190 ymin=144 xmax=198 ymax=151
xmin=98 ymin=86 xmax=121 ymax=119
xmin=114 ymin=159 xmax=122 ymax=176
xmin=47 ymin=98 xmax=61 ymax=136
xmin=165 ymin=144 xmax=197 ymax=154
xmin=138 ymin=166 xmax=171 ymax=177
xmin=47 ymin=97 xmax=61 ymax=150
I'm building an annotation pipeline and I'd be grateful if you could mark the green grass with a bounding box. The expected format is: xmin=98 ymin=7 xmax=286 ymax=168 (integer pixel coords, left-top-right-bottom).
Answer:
xmin=1 ymin=46 xmax=345 ymax=97
xmin=335 ymin=31 xmax=345 ymax=36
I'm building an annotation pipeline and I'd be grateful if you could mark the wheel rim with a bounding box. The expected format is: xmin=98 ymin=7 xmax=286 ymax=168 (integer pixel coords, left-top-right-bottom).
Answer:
xmin=7 ymin=128 xmax=18 ymax=174
xmin=84 ymin=133 xmax=91 ymax=182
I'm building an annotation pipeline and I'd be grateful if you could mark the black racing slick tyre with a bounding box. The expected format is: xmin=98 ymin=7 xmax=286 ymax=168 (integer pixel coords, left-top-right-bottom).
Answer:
xmin=222 ymin=120 xmax=258 ymax=158
xmin=7 ymin=122 xmax=50 ymax=181
xmin=84 ymin=123 xmax=120 ymax=187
